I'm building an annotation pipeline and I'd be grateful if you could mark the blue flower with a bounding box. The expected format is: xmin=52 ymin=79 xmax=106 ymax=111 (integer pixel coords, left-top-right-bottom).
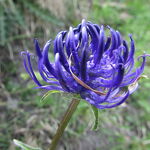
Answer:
xmin=21 ymin=20 xmax=148 ymax=109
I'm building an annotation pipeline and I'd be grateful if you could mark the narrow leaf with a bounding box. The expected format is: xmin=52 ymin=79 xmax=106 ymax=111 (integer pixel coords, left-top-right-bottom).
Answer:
xmin=0 ymin=5 xmax=6 ymax=45
xmin=8 ymin=0 xmax=26 ymax=29
xmin=40 ymin=90 xmax=62 ymax=103
xmin=21 ymin=0 xmax=64 ymax=26
xmin=91 ymin=105 xmax=99 ymax=130
xmin=13 ymin=139 xmax=42 ymax=150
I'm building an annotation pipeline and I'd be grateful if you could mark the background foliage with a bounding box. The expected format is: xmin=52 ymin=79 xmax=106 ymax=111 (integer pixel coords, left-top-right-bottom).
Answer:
xmin=0 ymin=0 xmax=150 ymax=150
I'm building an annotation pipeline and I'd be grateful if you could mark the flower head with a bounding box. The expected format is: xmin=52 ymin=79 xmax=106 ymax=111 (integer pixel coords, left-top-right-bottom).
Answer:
xmin=22 ymin=20 xmax=148 ymax=109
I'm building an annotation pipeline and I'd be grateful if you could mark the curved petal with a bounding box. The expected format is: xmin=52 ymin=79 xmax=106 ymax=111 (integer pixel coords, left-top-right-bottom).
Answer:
xmin=34 ymin=39 xmax=42 ymax=59
xmin=55 ymin=53 xmax=71 ymax=92
xmin=22 ymin=51 xmax=42 ymax=86
xmin=93 ymin=90 xmax=129 ymax=109
xmin=42 ymin=41 xmax=57 ymax=78
xmin=94 ymin=25 xmax=105 ymax=65
xmin=104 ymin=37 xmax=111 ymax=51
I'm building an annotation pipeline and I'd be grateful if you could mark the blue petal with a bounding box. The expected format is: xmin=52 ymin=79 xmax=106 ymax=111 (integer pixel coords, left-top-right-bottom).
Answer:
xmin=93 ymin=90 xmax=129 ymax=109
xmin=123 ymin=40 xmax=129 ymax=62
xmin=22 ymin=51 xmax=42 ymax=86
xmin=42 ymin=41 xmax=57 ymax=78
xmin=94 ymin=25 xmax=105 ymax=65
xmin=34 ymin=39 xmax=42 ymax=59
xmin=127 ymin=34 xmax=135 ymax=62
xmin=55 ymin=53 xmax=71 ymax=92
xmin=104 ymin=37 xmax=111 ymax=51
xmin=80 ymin=45 xmax=88 ymax=81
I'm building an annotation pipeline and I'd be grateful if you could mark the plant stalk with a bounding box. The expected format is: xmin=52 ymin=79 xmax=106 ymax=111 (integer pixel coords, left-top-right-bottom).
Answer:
xmin=48 ymin=98 xmax=80 ymax=150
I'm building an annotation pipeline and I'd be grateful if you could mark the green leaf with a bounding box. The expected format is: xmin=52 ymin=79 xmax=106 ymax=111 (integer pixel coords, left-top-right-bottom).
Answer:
xmin=8 ymin=0 xmax=26 ymax=29
xmin=40 ymin=90 xmax=62 ymax=103
xmin=0 ymin=4 xmax=6 ymax=45
xmin=13 ymin=139 xmax=42 ymax=150
xmin=138 ymin=100 xmax=150 ymax=113
xmin=21 ymin=0 xmax=64 ymax=26
xmin=91 ymin=105 xmax=99 ymax=130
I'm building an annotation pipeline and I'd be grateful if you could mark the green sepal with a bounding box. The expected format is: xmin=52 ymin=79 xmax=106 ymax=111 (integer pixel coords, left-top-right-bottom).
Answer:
xmin=91 ymin=105 xmax=99 ymax=130
xmin=40 ymin=90 xmax=62 ymax=103
xmin=140 ymin=75 xmax=149 ymax=80
xmin=13 ymin=139 xmax=42 ymax=150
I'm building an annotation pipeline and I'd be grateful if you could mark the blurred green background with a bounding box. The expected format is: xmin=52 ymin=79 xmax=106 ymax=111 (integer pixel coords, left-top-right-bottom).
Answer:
xmin=0 ymin=0 xmax=150 ymax=150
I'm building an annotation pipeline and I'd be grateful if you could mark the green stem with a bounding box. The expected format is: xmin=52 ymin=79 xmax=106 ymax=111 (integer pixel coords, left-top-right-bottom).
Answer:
xmin=48 ymin=98 xmax=80 ymax=150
